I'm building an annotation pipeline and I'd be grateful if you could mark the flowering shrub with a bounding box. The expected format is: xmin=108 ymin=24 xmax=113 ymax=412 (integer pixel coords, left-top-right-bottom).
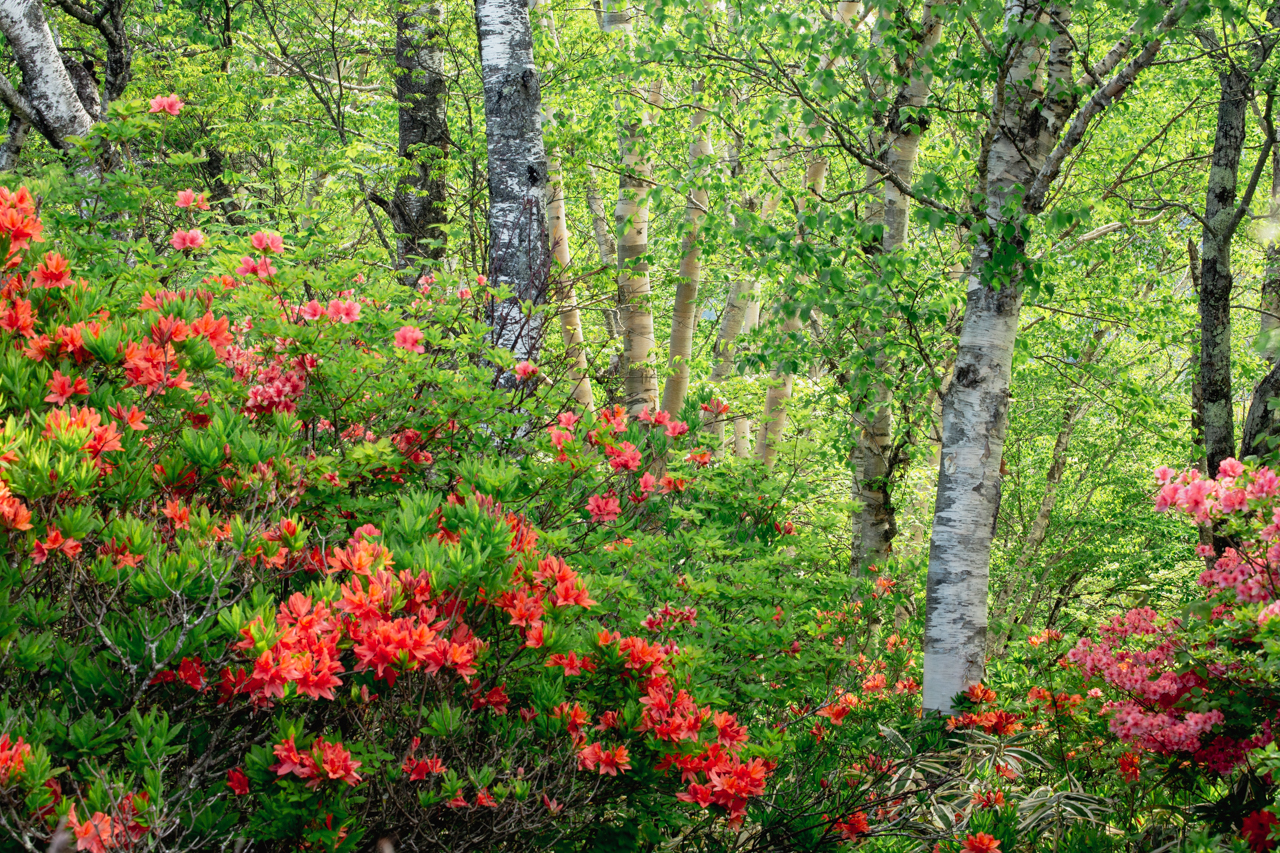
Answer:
xmin=0 ymin=167 xmax=803 ymax=852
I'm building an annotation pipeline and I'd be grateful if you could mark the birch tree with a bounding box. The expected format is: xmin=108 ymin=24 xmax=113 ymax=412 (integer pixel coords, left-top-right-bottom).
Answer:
xmin=857 ymin=0 xmax=944 ymax=572
xmin=0 ymin=0 xmax=97 ymax=161
xmin=475 ymin=0 xmax=550 ymax=366
xmin=660 ymin=80 xmax=712 ymax=416
xmin=920 ymin=0 xmax=1188 ymax=712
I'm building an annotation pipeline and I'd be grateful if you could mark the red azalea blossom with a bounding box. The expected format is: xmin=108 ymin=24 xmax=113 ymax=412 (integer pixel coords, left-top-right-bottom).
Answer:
xmin=833 ymin=811 xmax=870 ymax=840
xmin=961 ymin=832 xmax=1001 ymax=853
xmin=1243 ymin=810 xmax=1279 ymax=853
xmin=226 ymin=767 xmax=250 ymax=795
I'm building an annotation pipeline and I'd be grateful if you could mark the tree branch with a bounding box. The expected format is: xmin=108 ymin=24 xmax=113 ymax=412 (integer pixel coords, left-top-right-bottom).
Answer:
xmin=1025 ymin=0 xmax=1191 ymax=213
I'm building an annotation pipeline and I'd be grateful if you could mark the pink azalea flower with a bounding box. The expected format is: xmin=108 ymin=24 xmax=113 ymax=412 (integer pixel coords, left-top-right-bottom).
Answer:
xmin=149 ymin=94 xmax=184 ymax=115
xmin=394 ymin=325 xmax=425 ymax=353
xmin=458 ymin=287 xmax=472 ymax=300
xmin=176 ymin=189 xmax=195 ymax=208
xmin=1219 ymin=457 xmax=1245 ymax=478
xmin=235 ymin=257 xmax=258 ymax=277
xmin=251 ymin=231 xmax=285 ymax=253
xmin=327 ymin=299 xmax=361 ymax=324
xmin=587 ymin=494 xmax=621 ymax=523
xmin=300 ymin=301 xmax=325 ymax=321
xmin=514 ymin=361 xmax=538 ymax=380
xmin=170 ymin=229 xmax=205 ymax=251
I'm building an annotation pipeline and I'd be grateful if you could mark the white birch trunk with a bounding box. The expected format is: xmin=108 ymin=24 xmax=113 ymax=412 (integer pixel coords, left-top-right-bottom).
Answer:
xmin=584 ymin=165 xmax=622 ymax=337
xmin=617 ymin=79 xmax=663 ymax=414
xmin=755 ymin=311 xmax=802 ymax=468
xmin=0 ymin=0 xmax=94 ymax=151
xmin=661 ymin=82 xmax=712 ymax=415
xmin=547 ymin=153 xmax=595 ymax=410
xmin=476 ymin=0 xmax=549 ymax=367
xmin=921 ymin=1 xmax=1071 ymax=712
xmin=733 ymin=416 xmax=751 ymax=458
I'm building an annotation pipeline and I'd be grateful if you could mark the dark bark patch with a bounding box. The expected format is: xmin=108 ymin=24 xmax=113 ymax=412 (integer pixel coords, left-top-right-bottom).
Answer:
xmin=954 ymin=363 xmax=979 ymax=389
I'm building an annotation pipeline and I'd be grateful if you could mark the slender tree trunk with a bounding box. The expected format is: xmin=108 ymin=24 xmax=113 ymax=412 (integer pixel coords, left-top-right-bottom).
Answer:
xmin=755 ymin=311 xmax=802 ymax=467
xmin=1197 ymin=54 xmax=1250 ymax=477
xmin=0 ymin=115 xmax=28 ymax=171
xmin=1243 ymin=121 xmax=1280 ymax=457
xmin=584 ymin=165 xmax=622 ymax=337
xmin=475 ymin=0 xmax=550 ymax=366
xmin=990 ymin=396 xmax=1088 ymax=652
xmin=856 ymin=2 xmax=944 ymax=572
xmin=1262 ymin=147 xmax=1280 ymax=364
xmin=392 ymin=0 xmax=450 ymax=267
xmin=617 ymin=79 xmax=663 ymax=414
xmin=661 ymin=81 xmax=712 ymax=415
xmin=753 ymin=1 xmax=863 ymax=463
xmin=548 ymin=153 xmax=595 ymax=410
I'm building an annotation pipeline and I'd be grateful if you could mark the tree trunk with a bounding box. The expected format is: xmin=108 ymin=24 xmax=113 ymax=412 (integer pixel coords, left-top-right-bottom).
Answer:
xmin=856 ymin=2 xmax=943 ymax=572
xmin=755 ymin=311 xmax=802 ymax=468
xmin=0 ymin=0 xmax=95 ymax=154
xmin=392 ymin=0 xmax=450 ymax=267
xmin=661 ymin=81 xmax=712 ymax=415
xmin=922 ymin=2 xmax=1077 ymax=713
xmin=584 ymin=165 xmax=622 ymax=337
xmin=48 ymin=0 xmax=132 ymax=108
xmin=547 ymin=153 xmax=595 ymax=410
xmin=475 ymin=0 xmax=550 ymax=366
xmin=617 ymin=79 xmax=663 ymax=414
xmin=0 ymin=115 xmax=28 ymax=170
xmin=1261 ymin=146 xmax=1280 ymax=364
xmin=1197 ymin=55 xmax=1250 ymax=477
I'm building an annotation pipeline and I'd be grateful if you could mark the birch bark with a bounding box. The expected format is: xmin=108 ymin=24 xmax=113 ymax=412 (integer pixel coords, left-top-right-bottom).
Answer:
xmin=584 ymin=165 xmax=622 ymax=337
xmin=857 ymin=1 xmax=943 ymax=572
xmin=660 ymin=81 xmax=712 ymax=415
xmin=0 ymin=0 xmax=95 ymax=152
xmin=922 ymin=2 xmax=1075 ymax=712
xmin=475 ymin=0 xmax=550 ymax=366
xmin=547 ymin=153 xmax=595 ymax=409
xmin=921 ymin=0 xmax=1186 ymax=712
xmin=617 ymin=80 xmax=663 ymax=414
xmin=755 ymin=311 xmax=802 ymax=468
